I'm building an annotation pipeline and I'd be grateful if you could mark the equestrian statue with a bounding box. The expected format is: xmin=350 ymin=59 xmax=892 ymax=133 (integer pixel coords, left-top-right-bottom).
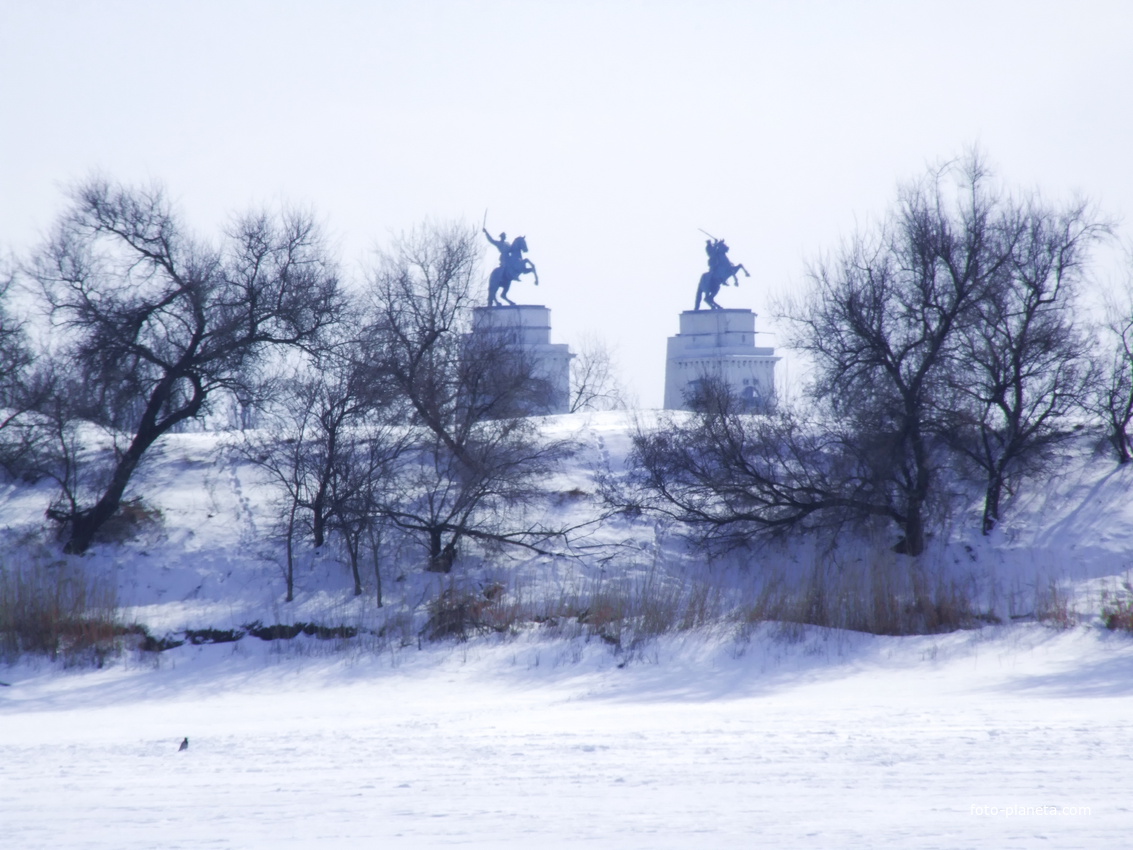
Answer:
xmin=695 ymin=236 xmax=749 ymax=310
xmin=484 ymin=228 xmax=538 ymax=306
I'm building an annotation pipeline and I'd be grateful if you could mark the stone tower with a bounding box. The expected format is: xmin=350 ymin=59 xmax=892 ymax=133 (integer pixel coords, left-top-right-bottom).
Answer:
xmin=469 ymin=305 xmax=573 ymax=414
xmin=663 ymin=309 xmax=778 ymax=410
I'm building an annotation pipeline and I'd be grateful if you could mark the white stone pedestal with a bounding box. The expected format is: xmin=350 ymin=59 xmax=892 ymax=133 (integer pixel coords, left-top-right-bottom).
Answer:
xmin=663 ymin=309 xmax=778 ymax=410
xmin=470 ymin=305 xmax=573 ymax=414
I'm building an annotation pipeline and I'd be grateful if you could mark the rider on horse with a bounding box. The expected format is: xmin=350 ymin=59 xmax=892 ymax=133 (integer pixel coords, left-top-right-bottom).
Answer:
xmin=485 ymin=230 xmax=511 ymax=262
xmin=695 ymin=237 xmax=750 ymax=310
xmin=484 ymin=227 xmax=538 ymax=306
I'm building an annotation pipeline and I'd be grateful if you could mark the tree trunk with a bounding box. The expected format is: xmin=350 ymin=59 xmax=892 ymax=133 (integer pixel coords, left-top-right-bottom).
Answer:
xmin=426 ymin=528 xmax=456 ymax=572
xmin=65 ymin=375 xmax=201 ymax=553
xmin=346 ymin=534 xmax=363 ymax=596
xmin=898 ymin=504 xmax=926 ymax=557
xmin=898 ymin=428 xmax=930 ymax=557
xmin=284 ymin=500 xmax=297 ymax=602
xmin=370 ymin=538 xmax=383 ymax=608
xmin=64 ymin=433 xmax=151 ymax=553
xmin=1111 ymin=426 xmax=1131 ymax=465
xmin=982 ymin=472 xmax=1004 ymax=535
xmin=311 ymin=486 xmax=327 ymax=548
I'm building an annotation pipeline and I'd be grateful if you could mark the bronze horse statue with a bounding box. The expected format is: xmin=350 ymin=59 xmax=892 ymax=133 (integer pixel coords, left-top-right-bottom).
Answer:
xmin=488 ymin=235 xmax=538 ymax=306
xmin=695 ymin=238 xmax=749 ymax=310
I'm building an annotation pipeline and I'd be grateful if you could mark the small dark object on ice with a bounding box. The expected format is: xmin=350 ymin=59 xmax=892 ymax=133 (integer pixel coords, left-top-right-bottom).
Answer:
xmin=178 ymin=737 xmax=189 ymax=751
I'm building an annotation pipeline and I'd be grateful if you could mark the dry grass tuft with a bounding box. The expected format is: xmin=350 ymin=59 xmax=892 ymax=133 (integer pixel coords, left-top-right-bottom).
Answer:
xmin=737 ymin=546 xmax=982 ymax=637
xmin=0 ymin=554 xmax=122 ymax=666
xmin=1101 ymin=579 xmax=1133 ymax=632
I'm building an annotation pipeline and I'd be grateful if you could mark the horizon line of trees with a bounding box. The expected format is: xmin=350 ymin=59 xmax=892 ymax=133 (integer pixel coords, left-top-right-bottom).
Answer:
xmin=2 ymin=154 xmax=1133 ymax=596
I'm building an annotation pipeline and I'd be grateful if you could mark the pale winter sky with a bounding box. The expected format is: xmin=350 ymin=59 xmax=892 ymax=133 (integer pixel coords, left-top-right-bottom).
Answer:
xmin=2 ymin=1 xmax=1131 ymax=406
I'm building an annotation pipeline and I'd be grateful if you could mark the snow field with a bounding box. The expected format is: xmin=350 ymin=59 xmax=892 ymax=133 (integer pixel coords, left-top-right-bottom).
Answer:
xmin=2 ymin=625 xmax=1131 ymax=848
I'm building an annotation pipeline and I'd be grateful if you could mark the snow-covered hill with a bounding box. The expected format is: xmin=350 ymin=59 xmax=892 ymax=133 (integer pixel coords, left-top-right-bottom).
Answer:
xmin=6 ymin=412 xmax=1133 ymax=633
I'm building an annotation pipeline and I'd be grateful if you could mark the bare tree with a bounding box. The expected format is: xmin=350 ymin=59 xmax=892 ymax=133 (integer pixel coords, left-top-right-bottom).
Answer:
xmin=325 ymin=427 xmax=403 ymax=603
xmin=238 ymin=393 xmax=311 ymax=603
xmin=236 ymin=333 xmax=407 ymax=600
xmin=783 ymin=153 xmax=1025 ymax=555
xmin=0 ymin=267 xmax=49 ymax=474
xmin=569 ymin=333 xmax=628 ymax=413
xmin=948 ymin=198 xmax=1108 ymax=532
xmin=0 ymin=267 xmax=31 ymax=404
xmin=364 ymin=223 xmax=571 ymax=571
xmin=28 ymin=178 xmax=343 ymax=553
xmin=623 ymin=378 xmax=896 ymax=550
xmin=1092 ymin=277 xmax=1133 ymax=464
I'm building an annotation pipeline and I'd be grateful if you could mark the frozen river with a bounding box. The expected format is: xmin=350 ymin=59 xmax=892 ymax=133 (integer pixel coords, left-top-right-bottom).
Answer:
xmin=2 ymin=625 xmax=1130 ymax=848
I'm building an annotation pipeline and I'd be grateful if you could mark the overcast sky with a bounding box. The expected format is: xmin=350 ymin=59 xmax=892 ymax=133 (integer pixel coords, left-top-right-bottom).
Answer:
xmin=3 ymin=1 xmax=1131 ymax=406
